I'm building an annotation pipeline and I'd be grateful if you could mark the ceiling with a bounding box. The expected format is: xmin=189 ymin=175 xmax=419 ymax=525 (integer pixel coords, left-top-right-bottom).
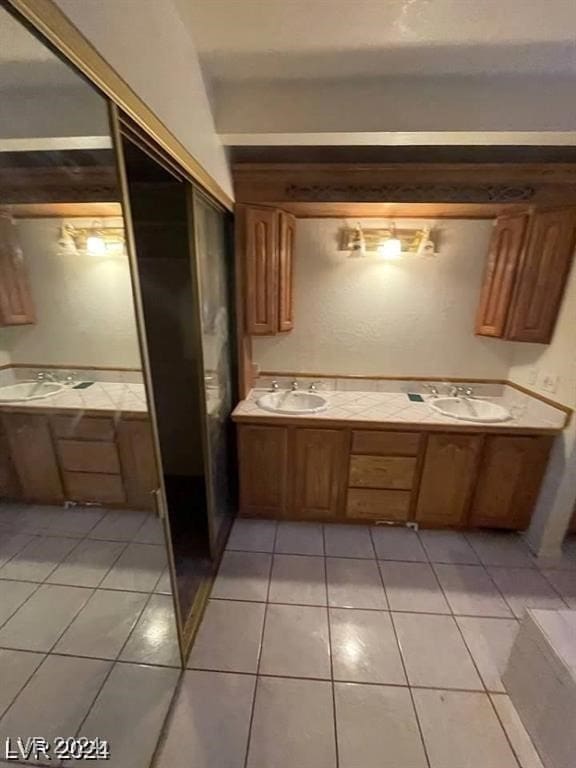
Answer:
xmin=176 ymin=0 xmax=576 ymax=82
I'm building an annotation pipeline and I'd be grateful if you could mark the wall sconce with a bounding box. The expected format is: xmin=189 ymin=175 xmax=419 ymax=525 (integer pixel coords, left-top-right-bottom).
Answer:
xmin=341 ymin=224 xmax=437 ymax=258
xmin=57 ymin=221 xmax=126 ymax=257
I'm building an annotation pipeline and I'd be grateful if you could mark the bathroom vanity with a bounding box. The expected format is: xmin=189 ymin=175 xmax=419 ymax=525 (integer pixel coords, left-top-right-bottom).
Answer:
xmin=233 ymin=382 xmax=568 ymax=531
xmin=0 ymin=382 xmax=158 ymax=510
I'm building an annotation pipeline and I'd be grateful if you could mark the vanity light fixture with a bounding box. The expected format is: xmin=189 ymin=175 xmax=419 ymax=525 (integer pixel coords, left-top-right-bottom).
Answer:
xmin=340 ymin=224 xmax=437 ymax=258
xmin=57 ymin=221 xmax=126 ymax=257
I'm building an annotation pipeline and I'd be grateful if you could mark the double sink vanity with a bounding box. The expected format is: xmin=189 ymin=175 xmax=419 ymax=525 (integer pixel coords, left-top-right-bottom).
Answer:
xmin=0 ymin=371 xmax=158 ymax=511
xmin=233 ymin=377 xmax=569 ymax=531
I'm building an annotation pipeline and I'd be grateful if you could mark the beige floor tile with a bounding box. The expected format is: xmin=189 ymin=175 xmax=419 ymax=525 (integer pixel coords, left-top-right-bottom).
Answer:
xmin=324 ymin=524 xmax=374 ymax=558
xmin=381 ymin=561 xmax=450 ymax=613
xmin=0 ymin=649 xmax=44 ymax=718
xmin=434 ymin=563 xmax=512 ymax=617
xmin=456 ymin=616 xmax=519 ymax=692
xmin=211 ymin=551 xmax=271 ymax=602
xmin=119 ymin=594 xmax=181 ymax=667
xmin=247 ymin=676 xmax=336 ymax=768
xmin=268 ymin=554 xmax=327 ymax=605
xmin=275 ymin=522 xmax=324 ymax=556
xmin=414 ymin=689 xmax=519 ymax=768
xmin=330 ymin=608 xmax=405 ymax=684
xmin=327 ymin=558 xmax=387 ymax=609
xmin=419 ymin=530 xmax=480 ymax=564
xmin=393 ymin=613 xmax=482 ymax=689
xmin=466 ymin=532 xmax=535 ymax=568
xmin=0 ymin=580 xmax=37 ymax=627
xmin=156 ymin=670 xmax=255 ymax=768
xmin=260 ymin=604 xmax=330 ymax=679
xmin=488 ymin=566 xmax=566 ymax=618
xmin=227 ymin=519 xmax=277 ymax=553
xmin=188 ymin=599 xmax=265 ymax=673
xmin=335 ymin=682 xmax=427 ymax=768
xmin=372 ymin=527 xmax=427 ymax=562
xmin=541 ymin=569 xmax=576 ymax=608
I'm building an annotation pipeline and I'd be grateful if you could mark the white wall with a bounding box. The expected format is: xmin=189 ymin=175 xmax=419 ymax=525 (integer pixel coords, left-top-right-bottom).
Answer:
xmin=253 ymin=218 xmax=513 ymax=378
xmin=54 ymin=0 xmax=233 ymax=198
xmin=0 ymin=218 xmax=141 ymax=369
xmin=508 ymin=263 xmax=576 ymax=557
xmin=0 ymin=349 xmax=10 ymax=367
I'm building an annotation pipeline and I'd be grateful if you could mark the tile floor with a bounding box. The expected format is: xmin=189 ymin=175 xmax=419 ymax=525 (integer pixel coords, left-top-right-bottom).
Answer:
xmin=157 ymin=519 xmax=576 ymax=768
xmin=0 ymin=503 xmax=180 ymax=767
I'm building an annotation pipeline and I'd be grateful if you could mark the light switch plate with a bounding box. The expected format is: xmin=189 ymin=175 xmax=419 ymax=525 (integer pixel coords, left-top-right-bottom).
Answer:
xmin=540 ymin=373 xmax=559 ymax=394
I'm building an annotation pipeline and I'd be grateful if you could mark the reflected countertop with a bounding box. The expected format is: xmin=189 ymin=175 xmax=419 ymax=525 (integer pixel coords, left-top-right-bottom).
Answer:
xmin=0 ymin=382 xmax=148 ymax=414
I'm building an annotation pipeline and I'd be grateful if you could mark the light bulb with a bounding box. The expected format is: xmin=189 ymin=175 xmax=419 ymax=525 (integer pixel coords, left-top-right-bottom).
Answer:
xmin=378 ymin=237 xmax=402 ymax=260
xmin=86 ymin=235 xmax=106 ymax=256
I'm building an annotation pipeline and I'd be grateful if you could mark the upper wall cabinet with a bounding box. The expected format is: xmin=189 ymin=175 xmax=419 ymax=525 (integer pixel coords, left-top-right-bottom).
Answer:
xmin=476 ymin=207 xmax=576 ymax=343
xmin=0 ymin=210 xmax=35 ymax=326
xmin=241 ymin=205 xmax=295 ymax=335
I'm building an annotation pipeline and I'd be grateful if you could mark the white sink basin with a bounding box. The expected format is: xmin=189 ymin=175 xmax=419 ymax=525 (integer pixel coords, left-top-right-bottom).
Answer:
xmin=0 ymin=381 xmax=66 ymax=403
xmin=429 ymin=396 xmax=511 ymax=423
xmin=257 ymin=391 xmax=328 ymax=415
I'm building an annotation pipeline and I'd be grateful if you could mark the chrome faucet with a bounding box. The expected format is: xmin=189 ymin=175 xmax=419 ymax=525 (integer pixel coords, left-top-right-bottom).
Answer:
xmin=451 ymin=385 xmax=474 ymax=397
xmin=308 ymin=382 xmax=319 ymax=392
xmin=423 ymin=383 xmax=439 ymax=396
xmin=35 ymin=370 xmax=58 ymax=383
xmin=270 ymin=380 xmax=280 ymax=392
xmin=291 ymin=380 xmax=299 ymax=391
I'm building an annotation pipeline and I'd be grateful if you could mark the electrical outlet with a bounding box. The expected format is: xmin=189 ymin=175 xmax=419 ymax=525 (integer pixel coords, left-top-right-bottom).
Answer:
xmin=540 ymin=373 xmax=559 ymax=394
xmin=527 ymin=368 xmax=538 ymax=386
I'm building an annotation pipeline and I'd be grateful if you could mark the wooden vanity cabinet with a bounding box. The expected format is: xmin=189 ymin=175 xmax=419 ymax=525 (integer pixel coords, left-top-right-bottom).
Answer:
xmin=237 ymin=422 xmax=554 ymax=530
xmin=470 ymin=435 xmax=553 ymax=530
xmin=476 ymin=207 xmax=576 ymax=344
xmin=241 ymin=205 xmax=295 ymax=336
xmin=238 ymin=424 xmax=289 ymax=517
xmin=416 ymin=433 xmax=483 ymax=527
xmin=2 ymin=413 xmax=63 ymax=502
xmin=0 ymin=210 xmax=36 ymax=326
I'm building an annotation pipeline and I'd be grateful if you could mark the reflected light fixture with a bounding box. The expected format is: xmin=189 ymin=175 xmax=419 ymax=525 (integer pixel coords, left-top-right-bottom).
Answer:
xmin=377 ymin=224 xmax=402 ymax=260
xmin=57 ymin=220 xmax=125 ymax=257
xmin=348 ymin=222 xmax=366 ymax=258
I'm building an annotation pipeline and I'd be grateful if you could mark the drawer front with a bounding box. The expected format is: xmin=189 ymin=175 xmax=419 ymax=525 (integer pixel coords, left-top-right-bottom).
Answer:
xmin=347 ymin=488 xmax=411 ymax=521
xmin=351 ymin=430 xmax=421 ymax=457
xmin=64 ymin=471 xmax=125 ymax=504
xmin=51 ymin=415 xmax=115 ymax=442
xmin=349 ymin=455 xmax=416 ymax=490
xmin=57 ymin=439 xmax=120 ymax=474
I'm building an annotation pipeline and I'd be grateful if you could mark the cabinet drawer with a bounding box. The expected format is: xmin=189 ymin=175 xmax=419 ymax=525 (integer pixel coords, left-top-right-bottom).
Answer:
xmin=351 ymin=430 xmax=421 ymax=456
xmin=57 ymin=439 xmax=120 ymax=474
xmin=52 ymin=415 xmax=115 ymax=441
xmin=349 ymin=455 xmax=416 ymax=490
xmin=63 ymin=472 xmax=125 ymax=504
xmin=347 ymin=488 xmax=411 ymax=521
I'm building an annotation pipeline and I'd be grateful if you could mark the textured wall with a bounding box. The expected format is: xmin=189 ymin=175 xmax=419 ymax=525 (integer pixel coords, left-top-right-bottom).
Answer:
xmin=0 ymin=219 xmax=141 ymax=368
xmin=253 ymin=218 xmax=513 ymax=378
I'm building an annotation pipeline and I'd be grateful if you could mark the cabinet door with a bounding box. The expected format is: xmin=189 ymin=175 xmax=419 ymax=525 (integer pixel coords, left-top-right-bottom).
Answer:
xmin=0 ymin=210 xmax=36 ymax=325
xmin=2 ymin=413 xmax=63 ymax=502
xmin=475 ymin=213 xmax=528 ymax=337
xmin=416 ymin=433 xmax=483 ymax=527
xmin=244 ymin=206 xmax=279 ymax=335
xmin=238 ymin=424 xmax=288 ymax=517
xmin=117 ymin=419 xmax=159 ymax=511
xmin=506 ymin=208 xmax=576 ymax=343
xmin=278 ymin=211 xmax=295 ymax=332
xmin=471 ymin=435 xmax=553 ymax=530
xmin=292 ymin=428 xmax=348 ymax=520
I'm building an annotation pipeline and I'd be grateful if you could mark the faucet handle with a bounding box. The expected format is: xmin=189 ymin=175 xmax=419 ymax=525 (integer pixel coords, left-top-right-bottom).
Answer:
xmin=308 ymin=382 xmax=319 ymax=392
xmin=423 ymin=382 xmax=439 ymax=396
xmin=291 ymin=380 xmax=299 ymax=391
xmin=270 ymin=380 xmax=279 ymax=392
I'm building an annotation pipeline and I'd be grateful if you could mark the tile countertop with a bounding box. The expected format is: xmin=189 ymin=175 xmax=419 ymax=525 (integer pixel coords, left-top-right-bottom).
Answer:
xmin=232 ymin=386 xmax=569 ymax=433
xmin=0 ymin=382 xmax=148 ymax=414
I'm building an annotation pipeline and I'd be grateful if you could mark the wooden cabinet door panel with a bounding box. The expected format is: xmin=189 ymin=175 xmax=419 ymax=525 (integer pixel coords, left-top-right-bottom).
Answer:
xmin=506 ymin=208 xmax=576 ymax=343
xmin=351 ymin=430 xmax=421 ymax=456
xmin=278 ymin=211 xmax=295 ymax=332
xmin=471 ymin=435 xmax=553 ymax=530
xmin=117 ymin=420 xmax=158 ymax=511
xmin=349 ymin=455 xmax=416 ymax=490
xmin=416 ymin=434 xmax=483 ymax=527
xmin=64 ymin=472 xmax=125 ymax=505
xmin=57 ymin=439 xmax=121 ymax=474
xmin=238 ymin=425 xmax=288 ymax=517
xmin=293 ymin=428 xmax=348 ymax=520
xmin=476 ymin=214 xmax=527 ymax=337
xmin=0 ymin=210 xmax=36 ymax=325
xmin=2 ymin=413 xmax=63 ymax=502
xmin=245 ymin=207 xmax=278 ymax=335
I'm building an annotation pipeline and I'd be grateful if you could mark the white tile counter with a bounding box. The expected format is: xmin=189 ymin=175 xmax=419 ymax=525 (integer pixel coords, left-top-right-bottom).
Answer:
xmin=233 ymin=385 xmax=568 ymax=433
xmin=0 ymin=382 xmax=148 ymax=414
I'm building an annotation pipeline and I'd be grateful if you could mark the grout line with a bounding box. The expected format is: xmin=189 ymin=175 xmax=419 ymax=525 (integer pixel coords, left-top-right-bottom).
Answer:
xmin=322 ymin=525 xmax=340 ymax=768
xmin=370 ymin=531 xmax=432 ymax=768
xmin=241 ymin=522 xmax=277 ymax=768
